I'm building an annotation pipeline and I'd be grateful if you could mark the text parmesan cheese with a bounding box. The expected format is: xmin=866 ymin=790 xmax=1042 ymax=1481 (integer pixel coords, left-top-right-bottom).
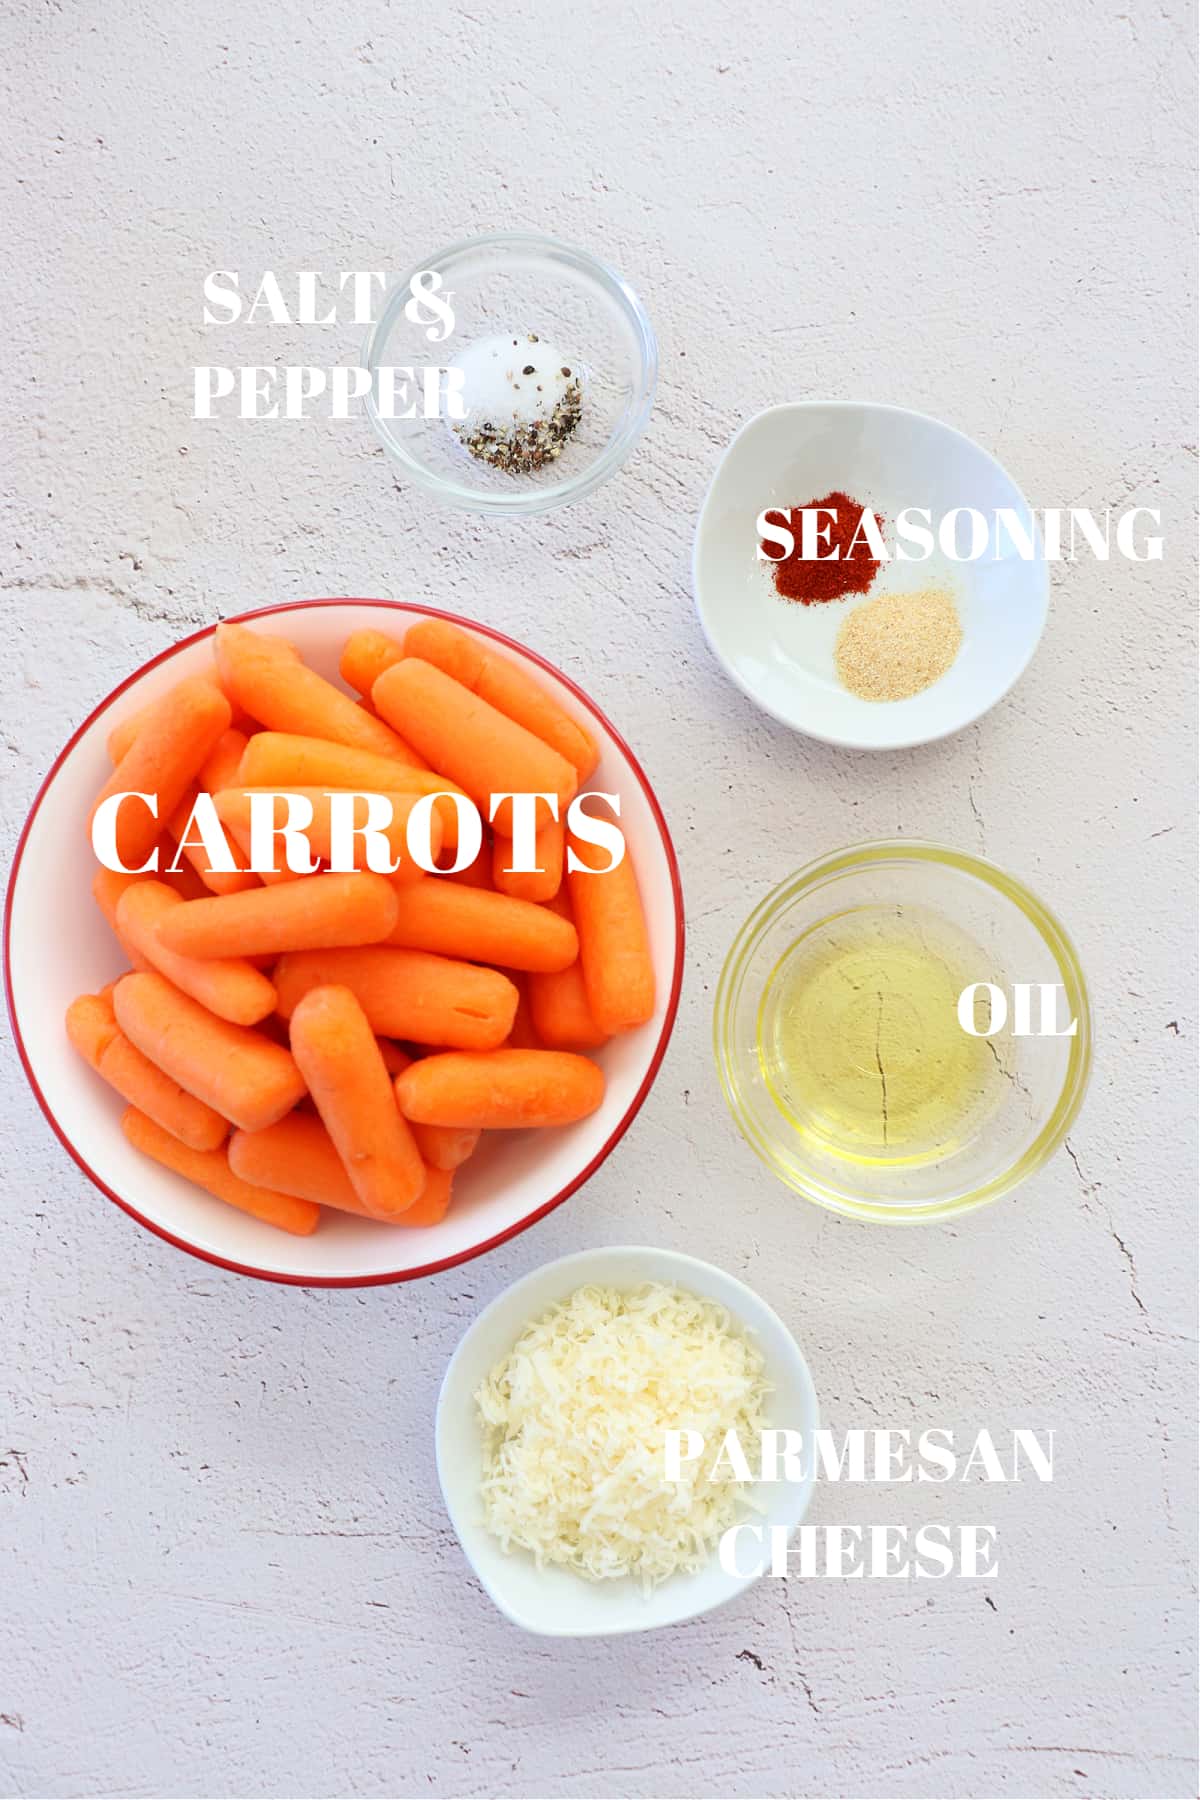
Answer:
xmin=476 ymin=1282 xmax=768 ymax=1592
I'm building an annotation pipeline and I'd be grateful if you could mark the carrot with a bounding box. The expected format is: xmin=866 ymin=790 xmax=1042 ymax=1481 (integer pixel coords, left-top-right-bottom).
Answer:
xmin=492 ymin=813 xmax=564 ymax=903
xmin=113 ymin=971 xmax=306 ymax=1132
xmin=439 ymin=839 xmax=492 ymax=889
xmin=339 ymin=627 xmax=404 ymax=698
xmin=90 ymin=677 xmax=231 ymax=871
xmin=403 ymin=618 xmax=599 ymax=780
xmin=395 ymin=1049 xmax=604 ymax=1130
xmin=212 ymin=788 xmax=437 ymax=888
xmin=527 ymin=891 xmax=610 ymax=1050
xmin=235 ymin=734 xmax=461 ymax=844
xmin=504 ymin=978 xmax=542 ymax=1050
xmin=371 ymin=658 xmax=577 ymax=835
xmin=121 ymin=1106 xmax=318 ymax=1236
xmin=156 ymin=847 xmax=213 ymax=901
xmin=153 ymin=871 xmax=399 ymax=959
xmin=230 ymin=1114 xmax=451 ymax=1220
xmin=375 ymin=1037 xmax=412 ymax=1078
xmin=214 ymin=623 xmax=419 ymax=762
xmin=93 ymin=867 xmax=153 ymax=970
xmin=166 ymin=729 xmax=259 ymax=895
xmin=115 ymin=881 xmax=276 ymax=1026
xmin=229 ymin=1114 xmax=366 ymax=1212
xmin=273 ymin=946 xmax=517 ymax=1050
xmin=104 ymin=676 xmax=229 ymax=767
xmin=66 ymin=992 xmax=229 ymax=1151
xmin=384 ymin=882 xmax=576 ymax=972
xmin=567 ymin=829 xmax=655 ymax=1035
xmin=379 ymin=1045 xmax=481 ymax=1170
xmin=289 ymin=985 xmax=425 ymax=1219
xmin=401 ymin=1164 xmax=454 ymax=1227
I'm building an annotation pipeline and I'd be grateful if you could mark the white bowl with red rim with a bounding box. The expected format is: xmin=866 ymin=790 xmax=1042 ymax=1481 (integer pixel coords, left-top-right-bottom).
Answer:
xmin=4 ymin=600 xmax=684 ymax=1286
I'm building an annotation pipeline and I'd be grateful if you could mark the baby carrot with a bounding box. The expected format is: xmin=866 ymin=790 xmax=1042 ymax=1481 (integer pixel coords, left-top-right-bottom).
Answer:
xmin=402 ymin=1164 xmax=454 ymax=1227
xmin=289 ymin=985 xmax=426 ymax=1220
xmin=105 ymin=676 xmax=229 ymax=767
xmin=567 ymin=829 xmax=656 ymax=1035
xmin=239 ymin=1075 xmax=455 ymax=1220
xmin=115 ymin=881 xmax=276 ymax=1026
xmin=157 ymin=849 xmax=213 ymax=902
xmin=504 ymin=978 xmax=542 ymax=1050
xmin=527 ymin=891 xmax=610 ymax=1050
xmin=66 ymin=992 xmax=229 ymax=1151
xmin=91 ymin=677 xmax=232 ymax=872
xmin=384 ymin=882 xmax=577 ymax=972
xmin=93 ymin=867 xmax=153 ymax=970
xmin=380 ymin=1046 xmax=481 ymax=1170
xmin=492 ymin=813 xmax=564 ymax=903
xmin=154 ymin=871 xmax=399 ymax=959
xmin=229 ymin=1114 xmax=366 ymax=1212
xmin=212 ymin=788 xmax=438 ymax=887
xmin=235 ymin=734 xmax=464 ymax=842
xmin=371 ymin=658 xmax=577 ymax=835
xmin=113 ymin=971 xmax=307 ymax=1132
xmin=403 ymin=618 xmax=599 ymax=780
xmin=395 ymin=1048 xmax=604 ymax=1130
xmin=166 ymin=729 xmax=259 ymax=895
xmin=273 ymin=946 xmax=517 ymax=1050
xmin=214 ymin=623 xmax=419 ymax=762
xmin=121 ymin=1106 xmax=318 ymax=1236
xmin=231 ymin=1115 xmax=452 ymax=1220
xmin=339 ymin=627 xmax=404 ymax=697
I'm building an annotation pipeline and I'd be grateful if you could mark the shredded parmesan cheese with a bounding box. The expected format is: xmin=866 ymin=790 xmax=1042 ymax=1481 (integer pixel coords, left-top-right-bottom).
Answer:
xmin=476 ymin=1282 xmax=769 ymax=1592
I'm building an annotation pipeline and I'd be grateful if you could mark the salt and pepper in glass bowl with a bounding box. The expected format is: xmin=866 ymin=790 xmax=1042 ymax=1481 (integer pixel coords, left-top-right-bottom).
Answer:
xmin=364 ymin=232 xmax=657 ymax=517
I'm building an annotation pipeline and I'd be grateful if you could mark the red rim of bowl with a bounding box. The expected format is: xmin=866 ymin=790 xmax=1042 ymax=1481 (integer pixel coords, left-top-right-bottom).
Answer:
xmin=4 ymin=598 xmax=686 ymax=1289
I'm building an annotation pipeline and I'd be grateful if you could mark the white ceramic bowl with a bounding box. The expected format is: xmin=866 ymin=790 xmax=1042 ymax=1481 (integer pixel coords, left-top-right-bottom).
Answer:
xmin=5 ymin=601 xmax=683 ymax=1286
xmin=436 ymin=1246 xmax=820 ymax=1637
xmin=694 ymin=401 xmax=1048 ymax=749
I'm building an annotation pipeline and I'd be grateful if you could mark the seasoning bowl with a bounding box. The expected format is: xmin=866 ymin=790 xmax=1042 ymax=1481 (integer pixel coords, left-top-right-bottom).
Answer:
xmin=436 ymin=1246 xmax=820 ymax=1637
xmin=6 ymin=600 xmax=684 ymax=1286
xmin=714 ymin=841 xmax=1091 ymax=1222
xmin=364 ymin=232 xmax=657 ymax=516
xmin=694 ymin=401 xmax=1049 ymax=749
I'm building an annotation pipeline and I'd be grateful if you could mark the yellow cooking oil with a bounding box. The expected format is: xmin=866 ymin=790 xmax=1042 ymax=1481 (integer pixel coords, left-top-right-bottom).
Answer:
xmin=757 ymin=905 xmax=1006 ymax=1165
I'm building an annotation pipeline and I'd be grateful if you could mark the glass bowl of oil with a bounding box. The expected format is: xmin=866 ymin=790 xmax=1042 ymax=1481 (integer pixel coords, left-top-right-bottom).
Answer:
xmin=713 ymin=842 xmax=1091 ymax=1222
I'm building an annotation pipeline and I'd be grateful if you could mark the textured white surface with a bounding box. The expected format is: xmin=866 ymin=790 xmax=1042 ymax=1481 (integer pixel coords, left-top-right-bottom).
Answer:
xmin=1 ymin=4 xmax=1196 ymax=1797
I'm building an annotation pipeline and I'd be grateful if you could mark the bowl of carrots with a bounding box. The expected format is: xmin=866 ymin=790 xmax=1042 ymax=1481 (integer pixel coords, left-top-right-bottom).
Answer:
xmin=6 ymin=601 xmax=684 ymax=1285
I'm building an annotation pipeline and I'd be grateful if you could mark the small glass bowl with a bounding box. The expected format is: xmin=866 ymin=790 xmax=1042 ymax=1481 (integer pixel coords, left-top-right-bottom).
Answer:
xmin=363 ymin=232 xmax=657 ymax=516
xmin=714 ymin=842 xmax=1091 ymax=1223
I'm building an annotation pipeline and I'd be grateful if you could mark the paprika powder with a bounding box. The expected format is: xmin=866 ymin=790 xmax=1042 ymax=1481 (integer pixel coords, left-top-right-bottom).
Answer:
xmin=760 ymin=491 xmax=884 ymax=604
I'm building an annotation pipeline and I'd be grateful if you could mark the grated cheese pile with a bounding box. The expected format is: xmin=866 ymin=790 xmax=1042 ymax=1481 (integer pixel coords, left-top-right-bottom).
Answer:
xmin=476 ymin=1282 xmax=768 ymax=1592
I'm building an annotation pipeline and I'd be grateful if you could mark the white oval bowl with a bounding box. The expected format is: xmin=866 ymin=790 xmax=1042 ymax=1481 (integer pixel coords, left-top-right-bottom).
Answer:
xmin=694 ymin=401 xmax=1049 ymax=750
xmin=436 ymin=1245 xmax=820 ymax=1637
xmin=5 ymin=601 xmax=684 ymax=1286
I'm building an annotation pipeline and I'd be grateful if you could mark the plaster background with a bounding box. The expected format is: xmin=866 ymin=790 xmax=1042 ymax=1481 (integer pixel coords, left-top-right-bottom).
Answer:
xmin=1 ymin=3 xmax=1196 ymax=1797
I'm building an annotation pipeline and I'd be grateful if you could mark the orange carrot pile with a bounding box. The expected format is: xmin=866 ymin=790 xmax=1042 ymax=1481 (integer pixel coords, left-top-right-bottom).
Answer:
xmin=69 ymin=616 xmax=657 ymax=1238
